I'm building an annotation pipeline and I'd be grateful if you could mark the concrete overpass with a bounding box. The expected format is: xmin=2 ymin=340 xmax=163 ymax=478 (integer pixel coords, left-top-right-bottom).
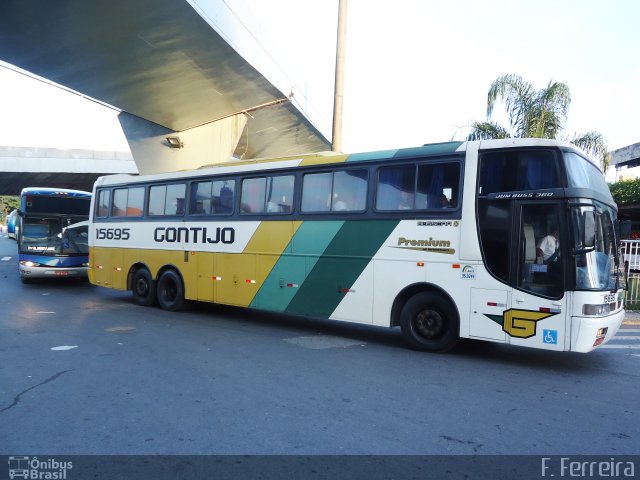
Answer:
xmin=0 ymin=0 xmax=331 ymax=194
xmin=0 ymin=146 xmax=137 ymax=195
xmin=612 ymin=142 xmax=640 ymax=172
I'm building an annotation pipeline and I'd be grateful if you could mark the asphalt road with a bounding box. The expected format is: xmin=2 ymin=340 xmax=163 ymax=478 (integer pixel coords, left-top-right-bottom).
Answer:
xmin=0 ymin=233 xmax=638 ymax=456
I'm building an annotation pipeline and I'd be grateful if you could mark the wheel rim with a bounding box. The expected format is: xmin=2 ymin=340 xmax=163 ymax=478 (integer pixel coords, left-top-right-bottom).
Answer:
xmin=135 ymin=277 xmax=149 ymax=297
xmin=162 ymin=278 xmax=177 ymax=302
xmin=413 ymin=308 xmax=445 ymax=340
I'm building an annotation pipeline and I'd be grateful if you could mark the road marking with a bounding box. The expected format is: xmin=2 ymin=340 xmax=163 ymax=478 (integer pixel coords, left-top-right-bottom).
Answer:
xmin=50 ymin=345 xmax=78 ymax=351
xmin=600 ymin=345 xmax=640 ymax=349
xmin=611 ymin=336 xmax=640 ymax=340
xmin=284 ymin=335 xmax=366 ymax=350
xmin=105 ymin=326 xmax=136 ymax=332
xmin=1 ymin=257 xmax=11 ymax=261
xmin=619 ymin=328 xmax=640 ymax=333
xmin=36 ymin=311 xmax=56 ymax=314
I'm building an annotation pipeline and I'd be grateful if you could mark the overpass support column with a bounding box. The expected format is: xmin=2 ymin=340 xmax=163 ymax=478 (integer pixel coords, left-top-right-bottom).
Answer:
xmin=119 ymin=111 xmax=248 ymax=174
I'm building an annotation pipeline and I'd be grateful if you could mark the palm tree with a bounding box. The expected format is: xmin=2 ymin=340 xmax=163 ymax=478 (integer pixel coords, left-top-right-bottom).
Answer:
xmin=468 ymin=74 xmax=611 ymax=171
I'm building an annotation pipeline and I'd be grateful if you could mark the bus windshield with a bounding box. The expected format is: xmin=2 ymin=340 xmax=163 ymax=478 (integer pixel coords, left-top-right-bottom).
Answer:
xmin=20 ymin=217 xmax=88 ymax=256
xmin=572 ymin=203 xmax=618 ymax=291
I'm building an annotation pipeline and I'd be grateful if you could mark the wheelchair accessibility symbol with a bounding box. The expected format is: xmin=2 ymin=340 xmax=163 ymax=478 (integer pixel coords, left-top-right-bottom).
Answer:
xmin=543 ymin=329 xmax=558 ymax=344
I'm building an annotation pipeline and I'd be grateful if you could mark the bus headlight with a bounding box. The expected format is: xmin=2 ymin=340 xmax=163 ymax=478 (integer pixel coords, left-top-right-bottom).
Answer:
xmin=20 ymin=260 xmax=41 ymax=268
xmin=582 ymin=304 xmax=611 ymax=316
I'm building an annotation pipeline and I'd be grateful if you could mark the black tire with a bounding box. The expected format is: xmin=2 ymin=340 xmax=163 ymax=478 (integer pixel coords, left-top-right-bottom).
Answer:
xmin=20 ymin=276 xmax=32 ymax=284
xmin=132 ymin=268 xmax=156 ymax=306
xmin=400 ymin=292 xmax=459 ymax=352
xmin=156 ymin=269 xmax=185 ymax=311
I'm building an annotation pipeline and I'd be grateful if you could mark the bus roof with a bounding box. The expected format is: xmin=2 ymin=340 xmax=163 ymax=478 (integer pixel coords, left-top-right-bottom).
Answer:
xmin=95 ymin=141 xmax=468 ymax=187
xmin=93 ymin=138 xmax=593 ymax=188
xmin=20 ymin=187 xmax=92 ymax=198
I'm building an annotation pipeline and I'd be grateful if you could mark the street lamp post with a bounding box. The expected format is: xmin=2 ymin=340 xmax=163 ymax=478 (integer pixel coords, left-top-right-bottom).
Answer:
xmin=332 ymin=0 xmax=347 ymax=152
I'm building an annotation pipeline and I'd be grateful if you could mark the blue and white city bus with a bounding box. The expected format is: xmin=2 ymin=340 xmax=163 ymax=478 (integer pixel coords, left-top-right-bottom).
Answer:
xmin=17 ymin=187 xmax=92 ymax=283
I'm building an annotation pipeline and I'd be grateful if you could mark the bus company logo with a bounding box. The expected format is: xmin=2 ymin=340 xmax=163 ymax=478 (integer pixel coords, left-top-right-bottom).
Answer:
xmin=153 ymin=226 xmax=235 ymax=245
xmin=461 ymin=265 xmax=476 ymax=280
xmin=8 ymin=456 xmax=73 ymax=479
xmin=484 ymin=309 xmax=558 ymax=339
xmin=394 ymin=237 xmax=455 ymax=255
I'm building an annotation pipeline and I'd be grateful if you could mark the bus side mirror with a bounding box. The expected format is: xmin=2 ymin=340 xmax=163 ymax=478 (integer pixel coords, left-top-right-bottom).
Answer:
xmin=583 ymin=211 xmax=596 ymax=249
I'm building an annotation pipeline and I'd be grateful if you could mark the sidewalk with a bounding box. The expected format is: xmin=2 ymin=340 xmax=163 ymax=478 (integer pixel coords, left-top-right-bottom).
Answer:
xmin=623 ymin=310 xmax=640 ymax=326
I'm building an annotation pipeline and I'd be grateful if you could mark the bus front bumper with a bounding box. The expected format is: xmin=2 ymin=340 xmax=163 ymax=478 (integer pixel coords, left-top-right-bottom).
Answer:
xmin=570 ymin=309 xmax=625 ymax=353
xmin=19 ymin=265 xmax=88 ymax=279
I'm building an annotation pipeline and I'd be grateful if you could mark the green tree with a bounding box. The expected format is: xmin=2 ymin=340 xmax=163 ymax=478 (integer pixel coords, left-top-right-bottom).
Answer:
xmin=609 ymin=178 xmax=640 ymax=206
xmin=468 ymin=74 xmax=611 ymax=171
xmin=0 ymin=195 xmax=19 ymax=224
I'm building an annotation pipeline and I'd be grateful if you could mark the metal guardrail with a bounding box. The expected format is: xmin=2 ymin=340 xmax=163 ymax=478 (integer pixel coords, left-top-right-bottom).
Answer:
xmin=621 ymin=240 xmax=640 ymax=307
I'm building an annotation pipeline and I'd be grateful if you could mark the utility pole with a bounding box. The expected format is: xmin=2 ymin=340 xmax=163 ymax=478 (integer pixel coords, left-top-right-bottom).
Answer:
xmin=332 ymin=0 xmax=347 ymax=152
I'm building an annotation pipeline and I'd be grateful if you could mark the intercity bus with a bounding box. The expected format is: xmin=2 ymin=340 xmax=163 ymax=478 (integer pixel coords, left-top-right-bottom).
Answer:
xmin=88 ymin=139 xmax=625 ymax=352
xmin=18 ymin=187 xmax=92 ymax=283
xmin=7 ymin=209 xmax=18 ymax=239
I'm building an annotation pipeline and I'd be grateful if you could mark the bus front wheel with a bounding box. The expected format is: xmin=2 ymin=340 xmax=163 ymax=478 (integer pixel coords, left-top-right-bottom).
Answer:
xmin=400 ymin=292 xmax=458 ymax=352
xmin=156 ymin=270 xmax=185 ymax=311
xmin=132 ymin=268 xmax=156 ymax=306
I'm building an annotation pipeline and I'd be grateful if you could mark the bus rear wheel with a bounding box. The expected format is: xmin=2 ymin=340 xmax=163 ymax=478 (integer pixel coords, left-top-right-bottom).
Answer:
xmin=156 ymin=269 xmax=185 ymax=311
xmin=132 ymin=268 xmax=156 ymax=306
xmin=400 ymin=292 xmax=458 ymax=352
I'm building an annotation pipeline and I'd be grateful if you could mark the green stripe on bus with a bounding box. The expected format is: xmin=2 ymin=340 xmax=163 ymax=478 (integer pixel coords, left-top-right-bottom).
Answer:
xmin=250 ymin=221 xmax=344 ymax=311
xmin=285 ymin=220 xmax=399 ymax=318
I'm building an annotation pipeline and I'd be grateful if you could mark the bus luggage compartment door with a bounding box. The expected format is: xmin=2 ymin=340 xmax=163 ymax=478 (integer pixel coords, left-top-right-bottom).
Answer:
xmin=469 ymin=288 xmax=508 ymax=342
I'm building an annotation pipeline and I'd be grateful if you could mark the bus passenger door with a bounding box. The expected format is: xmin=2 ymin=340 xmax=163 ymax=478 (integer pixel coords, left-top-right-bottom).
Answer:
xmin=508 ymin=203 xmax=567 ymax=350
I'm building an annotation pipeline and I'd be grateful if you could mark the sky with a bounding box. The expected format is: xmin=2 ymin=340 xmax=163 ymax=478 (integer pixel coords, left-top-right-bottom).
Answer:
xmin=0 ymin=0 xmax=638 ymax=165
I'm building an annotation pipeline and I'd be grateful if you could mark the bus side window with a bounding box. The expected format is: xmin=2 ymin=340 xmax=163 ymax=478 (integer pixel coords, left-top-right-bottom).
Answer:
xmin=112 ymin=188 xmax=128 ymax=217
xmin=241 ymin=178 xmax=266 ymax=213
xmin=416 ymin=163 xmax=460 ymax=209
xmin=96 ymin=190 xmax=110 ymax=217
xmin=126 ymin=187 xmax=145 ymax=217
xmin=214 ymin=181 xmax=234 ymax=214
xmin=332 ymin=170 xmax=367 ymax=212
xmin=149 ymin=184 xmax=185 ymax=216
xmin=148 ymin=185 xmax=166 ymax=216
xmin=376 ymin=165 xmax=415 ymax=210
xmin=191 ymin=181 xmax=212 ymax=214
xmin=266 ymin=175 xmax=294 ymax=213
xmin=166 ymin=184 xmax=186 ymax=216
xmin=302 ymin=173 xmax=332 ymax=212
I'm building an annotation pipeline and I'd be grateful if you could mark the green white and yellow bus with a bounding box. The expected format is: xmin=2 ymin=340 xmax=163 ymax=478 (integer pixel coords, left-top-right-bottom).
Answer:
xmin=88 ymin=139 xmax=625 ymax=352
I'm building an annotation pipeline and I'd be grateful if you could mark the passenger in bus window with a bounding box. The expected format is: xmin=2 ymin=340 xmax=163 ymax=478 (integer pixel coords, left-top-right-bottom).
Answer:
xmin=333 ymin=194 xmax=348 ymax=211
xmin=537 ymin=226 xmax=560 ymax=263
xmin=398 ymin=190 xmax=414 ymax=210
xmin=193 ymin=201 xmax=205 ymax=214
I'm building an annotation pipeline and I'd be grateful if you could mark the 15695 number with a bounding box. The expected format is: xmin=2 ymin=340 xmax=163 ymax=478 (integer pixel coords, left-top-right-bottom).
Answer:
xmin=96 ymin=227 xmax=131 ymax=240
